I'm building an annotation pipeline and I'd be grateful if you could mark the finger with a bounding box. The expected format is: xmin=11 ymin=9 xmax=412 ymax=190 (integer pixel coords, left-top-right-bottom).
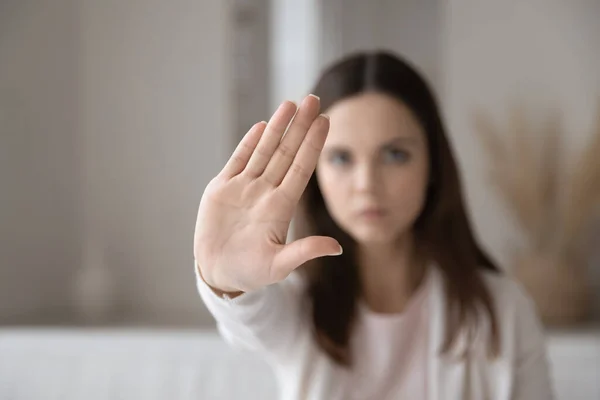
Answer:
xmin=244 ymin=101 xmax=298 ymax=178
xmin=272 ymin=236 xmax=342 ymax=275
xmin=279 ymin=114 xmax=330 ymax=202
xmin=220 ymin=121 xmax=267 ymax=179
xmin=262 ymin=94 xmax=321 ymax=186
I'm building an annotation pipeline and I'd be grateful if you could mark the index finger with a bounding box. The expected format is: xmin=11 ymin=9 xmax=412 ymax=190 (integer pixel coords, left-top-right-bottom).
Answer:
xmin=278 ymin=114 xmax=329 ymax=202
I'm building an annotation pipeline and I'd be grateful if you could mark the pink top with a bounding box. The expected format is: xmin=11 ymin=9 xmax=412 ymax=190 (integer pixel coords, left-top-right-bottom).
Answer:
xmin=344 ymin=272 xmax=431 ymax=399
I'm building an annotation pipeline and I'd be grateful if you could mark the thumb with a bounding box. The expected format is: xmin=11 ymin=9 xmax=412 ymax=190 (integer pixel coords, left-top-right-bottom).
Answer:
xmin=273 ymin=236 xmax=343 ymax=274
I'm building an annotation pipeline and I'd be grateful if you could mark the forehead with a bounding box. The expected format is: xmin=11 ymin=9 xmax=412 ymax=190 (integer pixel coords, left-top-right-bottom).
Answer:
xmin=324 ymin=92 xmax=424 ymax=147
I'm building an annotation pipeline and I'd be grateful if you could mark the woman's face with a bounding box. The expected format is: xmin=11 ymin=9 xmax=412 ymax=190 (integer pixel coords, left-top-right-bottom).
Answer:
xmin=316 ymin=92 xmax=430 ymax=245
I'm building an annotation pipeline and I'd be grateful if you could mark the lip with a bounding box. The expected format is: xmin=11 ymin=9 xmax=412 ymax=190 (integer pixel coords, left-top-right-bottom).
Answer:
xmin=357 ymin=208 xmax=387 ymax=219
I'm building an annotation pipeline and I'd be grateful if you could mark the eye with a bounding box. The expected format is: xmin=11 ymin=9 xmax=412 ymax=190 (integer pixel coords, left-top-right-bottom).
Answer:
xmin=328 ymin=150 xmax=352 ymax=166
xmin=383 ymin=148 xmax=410 ymax=163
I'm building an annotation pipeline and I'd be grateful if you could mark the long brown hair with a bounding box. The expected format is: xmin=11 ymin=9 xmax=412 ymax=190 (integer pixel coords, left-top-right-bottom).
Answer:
xmin=294 ymin=50 xmax=500 ymax=366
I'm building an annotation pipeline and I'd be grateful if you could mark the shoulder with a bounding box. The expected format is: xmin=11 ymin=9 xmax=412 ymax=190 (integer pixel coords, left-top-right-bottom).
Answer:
xmin=478 ymin=269 xmax=548 ymax=354
xmin=479 ymin=269 xmax=538 ymax=316
xmin=429 ymin=264 xmax=537 ymax=316
xmin=477 ymin=271 xmax=554 ymax=397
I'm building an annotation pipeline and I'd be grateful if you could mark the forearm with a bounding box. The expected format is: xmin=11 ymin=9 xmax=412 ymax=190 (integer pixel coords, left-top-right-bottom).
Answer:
xmin=195 ymin=262 xmax=305 ymax=356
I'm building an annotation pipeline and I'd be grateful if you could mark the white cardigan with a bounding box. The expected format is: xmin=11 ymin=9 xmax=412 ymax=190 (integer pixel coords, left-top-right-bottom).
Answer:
xmin=196 ymin=264 xmax=555 ymax=400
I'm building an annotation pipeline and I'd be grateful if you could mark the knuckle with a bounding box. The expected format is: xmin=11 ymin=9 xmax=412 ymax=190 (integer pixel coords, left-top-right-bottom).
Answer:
xmin=253 ymin=146 xmax=271 ymax=160
xmin=242 ymin=166 xmax=261 ymax=178
xmin=230 ymin=154 xmax=245 ymax=166
xmin=290 ymin=163 xmax=311 ymax=181
xmin=240 ymin=140 xmax=255 ymax=153
xmin=274 ymin=186 xmax=295 ymax=205
xmin=306 ymin=137 xmax=323 ymax=153
xmin=276 ymin=143 xmax=294 ymax=159
xmin=259 ymin=173 xmax=278 ymax=187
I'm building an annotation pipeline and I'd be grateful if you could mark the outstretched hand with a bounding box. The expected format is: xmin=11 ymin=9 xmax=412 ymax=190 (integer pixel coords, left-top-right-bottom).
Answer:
xmin=194 ymin=95 xmax=342 ymax=294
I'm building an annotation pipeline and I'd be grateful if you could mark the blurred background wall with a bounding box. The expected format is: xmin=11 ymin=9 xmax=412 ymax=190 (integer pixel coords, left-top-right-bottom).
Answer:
xmin=1 ymin=0 xmax=599 ymax=328
xmin=1 ymin=0 xmax=233 ymax=326
xmin=1 ymin=0 xmax=83 ymax=324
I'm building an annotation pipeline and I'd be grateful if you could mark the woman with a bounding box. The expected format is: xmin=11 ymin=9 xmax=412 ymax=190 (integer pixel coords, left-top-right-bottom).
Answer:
xmin=193 ymin=51 xmax=554 ymax=399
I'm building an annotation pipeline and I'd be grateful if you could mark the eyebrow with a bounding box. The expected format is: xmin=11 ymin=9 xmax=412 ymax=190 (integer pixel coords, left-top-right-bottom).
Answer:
xmin=382 ymin=136 xmax=420 ymax=147
xmin=324 ymin=136 xmax=420 ymax=151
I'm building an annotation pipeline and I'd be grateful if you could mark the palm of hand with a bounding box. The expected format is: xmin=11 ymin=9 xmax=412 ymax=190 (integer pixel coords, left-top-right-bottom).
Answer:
xmin=194 ymin=95 xmax=342 ymax=293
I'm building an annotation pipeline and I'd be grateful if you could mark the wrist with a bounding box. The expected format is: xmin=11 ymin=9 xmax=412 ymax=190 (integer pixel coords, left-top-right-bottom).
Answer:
xmin=195 ymin=261 xmax=244 ymax=298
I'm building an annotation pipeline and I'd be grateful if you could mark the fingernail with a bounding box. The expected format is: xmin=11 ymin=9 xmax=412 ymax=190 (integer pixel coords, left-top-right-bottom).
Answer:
xmin=329 ymin=245 xmax=343 ymax=256
xmin=320 ymin=113 xmax=330 ymax=120
xmin=309 ymin=94 xmax=320 ymax=101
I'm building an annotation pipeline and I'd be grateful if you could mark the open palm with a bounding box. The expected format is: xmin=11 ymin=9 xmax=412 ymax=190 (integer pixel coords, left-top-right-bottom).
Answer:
xmin=194 ymin=95 xmax=342 ymax=294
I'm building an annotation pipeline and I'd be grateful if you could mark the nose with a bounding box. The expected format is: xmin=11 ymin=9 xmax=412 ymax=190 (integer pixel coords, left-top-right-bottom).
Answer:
xmin=354 ymin=163 xmax=380 ymax=194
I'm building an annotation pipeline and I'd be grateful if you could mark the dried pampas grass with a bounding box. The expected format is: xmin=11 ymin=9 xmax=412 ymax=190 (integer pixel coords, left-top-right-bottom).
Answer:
xmin=472 ymin=101 xmax=600 ymax=261
xmin=562 ymin=105 xmax=600 ymax=257
xmin=472 ymin=101 xmax=600 ymax=324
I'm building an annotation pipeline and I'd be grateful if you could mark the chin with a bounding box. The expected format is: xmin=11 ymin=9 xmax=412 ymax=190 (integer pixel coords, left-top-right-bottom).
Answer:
xmin=349 ymin=227 xmax=399 ymax=245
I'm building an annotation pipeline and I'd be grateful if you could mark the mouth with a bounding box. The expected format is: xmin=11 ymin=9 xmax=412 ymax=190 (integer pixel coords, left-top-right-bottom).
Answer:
xmin=357 ymin=208 xmax=388 ymax=219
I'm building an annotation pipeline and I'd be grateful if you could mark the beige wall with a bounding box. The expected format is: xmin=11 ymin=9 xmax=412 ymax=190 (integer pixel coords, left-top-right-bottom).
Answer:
xmin=1 ymin=0 xmax=233 ymax=326
xmin=0 ymin=0 xmax=81 ymax=322
xmin=319 ymin=0 xmax=442 ymax=90
xmin=79 ymin=0 xmax=232 ymax=325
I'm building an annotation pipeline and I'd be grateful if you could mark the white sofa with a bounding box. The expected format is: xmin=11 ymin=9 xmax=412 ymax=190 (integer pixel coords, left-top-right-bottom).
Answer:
xmin=1 ymin=327 xmax=598 ymax=399
xmin=0 ymin=328 xmax=277 ymax=400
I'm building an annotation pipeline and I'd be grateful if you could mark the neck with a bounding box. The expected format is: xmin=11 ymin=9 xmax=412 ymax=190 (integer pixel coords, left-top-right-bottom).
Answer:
xmin=357 ymin=232 xmax=426 ymax=314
